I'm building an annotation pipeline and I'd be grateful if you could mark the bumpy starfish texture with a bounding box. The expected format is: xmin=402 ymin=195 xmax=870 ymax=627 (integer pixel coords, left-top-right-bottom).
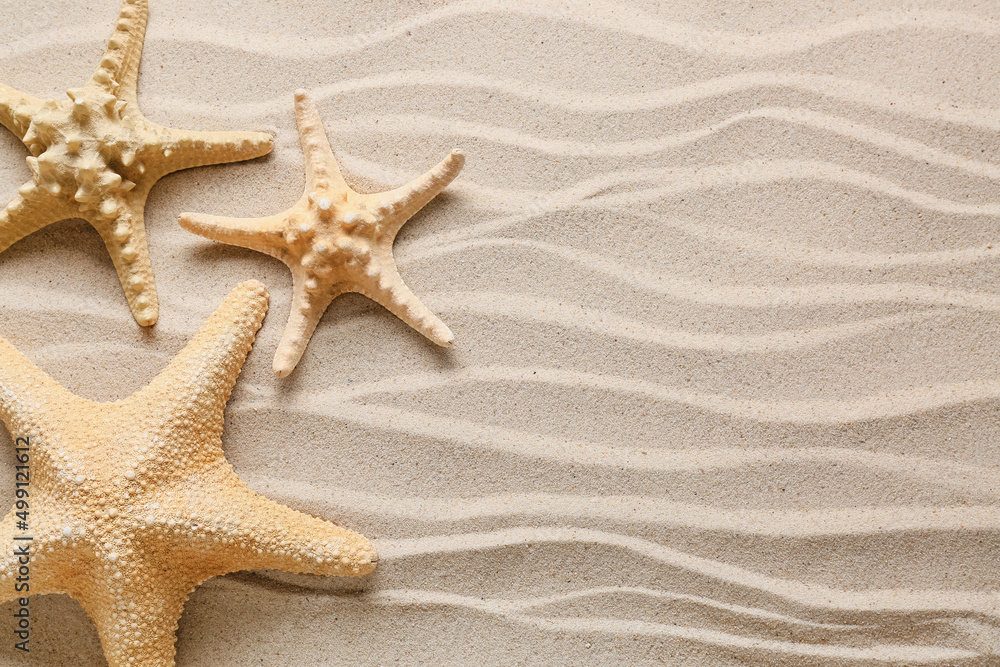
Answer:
xmin=0 ymin=281 xmax=376 ymax=667
xmin=180 ymin=89 xmax=464 ymax=376
xmin=0 ymin=0 xmax=272 ymax=326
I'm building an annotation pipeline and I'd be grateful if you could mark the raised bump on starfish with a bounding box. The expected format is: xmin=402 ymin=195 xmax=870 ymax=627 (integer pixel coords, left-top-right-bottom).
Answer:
xmin=0 ymin=0 xmax=273 ymax=326
xmin=0 ymin=280 xmax=376 ymax=667
xmin=180 ymin=89 xmax=464 ymax=376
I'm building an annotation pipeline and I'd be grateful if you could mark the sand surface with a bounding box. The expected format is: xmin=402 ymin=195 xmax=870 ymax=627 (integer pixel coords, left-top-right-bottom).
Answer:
xmin=0 ymin=0 xmax=997 ymax=664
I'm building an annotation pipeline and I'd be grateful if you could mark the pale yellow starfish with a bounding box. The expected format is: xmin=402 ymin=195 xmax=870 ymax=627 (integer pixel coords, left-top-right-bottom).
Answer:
xmin=0 ymin=0 xmax=272 ymax=326
xmin=0 ymin=280 xmax=376 ymax=667
xmin=180 ymin=89 xmax=464 ymax=376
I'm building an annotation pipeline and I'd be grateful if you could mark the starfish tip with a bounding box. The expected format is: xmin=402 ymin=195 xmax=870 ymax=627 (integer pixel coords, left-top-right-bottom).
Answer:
xmin=236 ymin=279 xmax=270 ymax=307
xmin=176 ymin=212 xmax=198 ymax=230
xmin=134 ymin=308 xmax=158 ymax=327
xmin=293 ymin=88 xmax=310 ymax=102
xmin=433 ymin=327 xmax=455 ymax=347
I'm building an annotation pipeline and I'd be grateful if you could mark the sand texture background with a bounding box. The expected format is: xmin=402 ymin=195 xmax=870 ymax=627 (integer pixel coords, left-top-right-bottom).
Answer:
xmin=0 ymin=0 xmax=997 ymax=664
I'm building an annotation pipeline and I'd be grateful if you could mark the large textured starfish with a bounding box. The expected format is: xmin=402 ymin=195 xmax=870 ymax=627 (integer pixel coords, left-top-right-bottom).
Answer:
xmin=0 ymin=281 xmax=376 ymax=666
xmin=0 ymin=0 xmax=272 ymax=326
xmin=180 ymin=89 xmax=464 ymax=376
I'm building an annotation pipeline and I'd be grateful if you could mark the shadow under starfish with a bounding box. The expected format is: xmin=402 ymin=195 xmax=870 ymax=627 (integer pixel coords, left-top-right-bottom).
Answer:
xmin=0 ymin=0 xmax=273 ymax=326
xmin=0 ymin=281 xmax=376 ymax=667
xmin=180 ymin=89 xmax=464 ymax=376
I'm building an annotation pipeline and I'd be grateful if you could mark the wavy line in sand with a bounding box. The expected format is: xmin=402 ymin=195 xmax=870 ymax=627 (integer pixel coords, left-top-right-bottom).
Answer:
xmin=336 ymin=155 xmax=1000 ymax=224
xmin=430 ymin=292 xmax=946 ymax=351
xmin=10 ymin=4 xmax=1000 ymax=62
xmin=394 ymin=182 xmax=1000 ymax=269
xmin=244 ymin=473 xmax=1000 ymax=537
xmin=386 ymin=158 xmax=1000 ymax=260
xmin=321 ymin=107 xmax=1000 ymax=180
xmin=435 ymin=585 xmax=862 ymax=629
xmin=367 ymin=589 xmax=980 ymax=663
xmin=296 ymin=365 xmax=1000 ymax=424
xmin=637 ymin=217 xmax=1000 ymax=268
xmin=377 ymin=527 xmax=1000 ymax=618
xmin=409 ymin=239 xmax=1000 ymax=310
xmin=283 ymin=151 xmax=999 ymax=217
xmin=235 ymin=399 xmax=1000 ymax=497
xmin=8 ymin=4 xmax=1000 ymax=61
xmin=593 ymin=160 xmax=1000 ymax=215
xmin=413 ymin=157 xmax=1000 ymax=216
xmin=148 ymin=70 xmax=1000 ymax=130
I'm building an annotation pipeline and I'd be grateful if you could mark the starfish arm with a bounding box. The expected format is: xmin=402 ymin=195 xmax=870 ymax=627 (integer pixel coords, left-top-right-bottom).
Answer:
xmin=0 ymin=334 xmax=86 ymax=440
xmin=125 ymin=280 xmax=268 ymax=444
xmin=0 ymin=84 xmax=43 ymax=141
xmin=293 ymin=89 xmax=350 ymax=190
xmin=0 ymin=183 xmax=74 ymax=255
xmin=374 ymin=148 xmax=464 ymax=239
xmin=272 ymin=271 xmax=337 ymax=377
xmin=178 ymin=210 xmax=289 ymax=258
xmin=162 ymin=463 xmax=376 ymax=579
xmin=80 ymin=571 xmax=203 ymax=667
xmin=90 ymin=203 xmax=159 ymax=326
xmin=87 ymin=0 xmax=148 ymax=104
xmin=144 ymin=124 xmax=273 ymax=179
xmin=358 ymin=254 xmax=453 ymax=346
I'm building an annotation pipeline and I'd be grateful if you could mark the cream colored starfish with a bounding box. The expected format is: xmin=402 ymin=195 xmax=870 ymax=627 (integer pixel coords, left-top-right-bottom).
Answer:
xmin=180 ymin=89 xmax=464 ymax=376
xmin=0 ymin=280 xmax=376 ymax=667
xmin=0 ymin=0 xmax=272 ymax=326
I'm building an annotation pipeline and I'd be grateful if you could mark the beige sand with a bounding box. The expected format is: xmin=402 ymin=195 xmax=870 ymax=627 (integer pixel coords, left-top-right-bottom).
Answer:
xmin=0 ymin=0 xmax=997 ymax=664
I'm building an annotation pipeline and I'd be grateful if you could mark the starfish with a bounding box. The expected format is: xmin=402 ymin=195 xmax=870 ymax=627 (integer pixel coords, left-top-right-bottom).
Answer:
xmin=0 ymin=0 xmax=273 ymax=326
xmin=180 ymin=89 xmax=464 ymax=376
xmin=0 ymin=280 xmax=376 ymax=667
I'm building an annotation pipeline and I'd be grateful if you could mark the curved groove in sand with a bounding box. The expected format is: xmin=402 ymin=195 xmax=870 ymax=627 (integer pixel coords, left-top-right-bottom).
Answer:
xmin=322 ymin=108 xmax=1000 ymax=180
xmin=302 ymin=365 xmax=1000 ymax=424
xmin=394 ymin=159 xmax=1000 ymax=254
xmin=390 ymin=199 xmax=1000 ymax=268
xmin=410 ymin=239 xmax=1000 ymax=310
xmin=243 ymin=474 xmax=1000 ymax=536
xmin=147 ymin=70 xmax=1000 ymax=129
xmin=8 ymin=5 xmax=999 ymax=62
xmin=429 ymin=292 xmax=945 ymax=351
xmin=449 ymin=585 xmax=862 ymax=629
xmin=404 ymin=186 xmax=1000 ymax=269
xmin=378 ymin=586 xmax=860 ymax=630
xmin=377 ymin=527 xmax=1000 ymax=617
xmin=236 ymin=398 xmax=1000 ymax=496
xmin=635 ymin=217 xmax=1000 ymax=268
xmin=367 ymin=589 xmax=980 ymax=663
xmin=590 ymin=160 xmax=1000 ymax=215
xmin=395 ymin=159 xmax=1000 ymax=217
